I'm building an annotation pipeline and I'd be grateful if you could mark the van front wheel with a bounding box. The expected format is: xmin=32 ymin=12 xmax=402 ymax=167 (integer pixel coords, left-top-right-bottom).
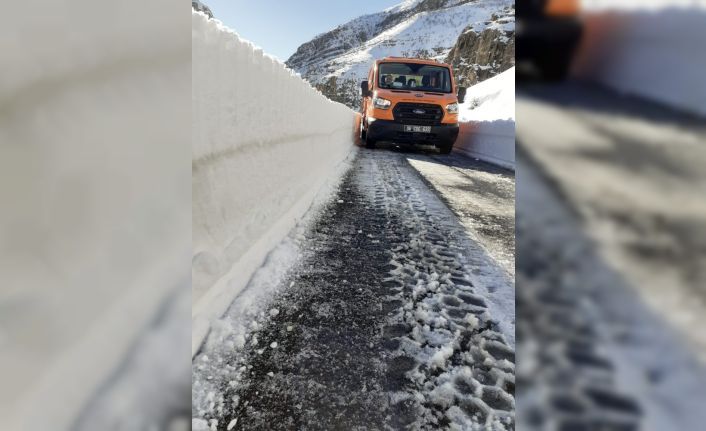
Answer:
xmin=365 ymin=136 xmax=376 ymax=149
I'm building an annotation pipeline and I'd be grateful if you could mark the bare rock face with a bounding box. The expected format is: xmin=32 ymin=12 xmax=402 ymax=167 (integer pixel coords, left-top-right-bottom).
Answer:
xmin=445 ymin=19 xmax=515 ymax=88
xmin=313 ymin=76 xmax=362 ymax=109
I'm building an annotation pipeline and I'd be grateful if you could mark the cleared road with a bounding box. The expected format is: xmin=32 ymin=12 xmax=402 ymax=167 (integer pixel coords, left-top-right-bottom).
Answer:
xmin=516 ymin=82 xmax=706 ymax=430
xmin=193 ymin=148 xmax=515 ymax=430
xmin=405 ymin=150 xmax=515 ymax=278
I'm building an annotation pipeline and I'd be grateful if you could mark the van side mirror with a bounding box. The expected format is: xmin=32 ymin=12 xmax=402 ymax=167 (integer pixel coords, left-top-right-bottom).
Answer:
xmin=457 ymin=86 xmax=467 ymax=104
xmin=361 ymin=80 xmax=371 ymax=98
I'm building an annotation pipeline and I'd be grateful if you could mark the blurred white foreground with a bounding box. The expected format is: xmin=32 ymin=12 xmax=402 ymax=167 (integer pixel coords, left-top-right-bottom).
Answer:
xmin=0 ymin=1 xmax=191 ymax=429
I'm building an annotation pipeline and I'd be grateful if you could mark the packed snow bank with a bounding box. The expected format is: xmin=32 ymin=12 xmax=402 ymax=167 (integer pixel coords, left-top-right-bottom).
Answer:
xmin=192 ymin=12 xmax=356 ymax=355
xmin=573 ymin=6 xmax=706 ymax=117
xmin=455 ymin=67 xmax=515 ymax=170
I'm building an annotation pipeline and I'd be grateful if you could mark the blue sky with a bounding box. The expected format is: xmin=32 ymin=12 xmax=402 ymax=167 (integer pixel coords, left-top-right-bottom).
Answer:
xmin=206 ymin=0 xmax=402 ymax=61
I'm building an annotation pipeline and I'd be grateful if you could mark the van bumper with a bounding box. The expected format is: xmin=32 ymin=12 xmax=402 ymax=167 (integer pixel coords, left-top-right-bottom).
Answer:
xmin=367 ymin=119 xmax=459 ymax=146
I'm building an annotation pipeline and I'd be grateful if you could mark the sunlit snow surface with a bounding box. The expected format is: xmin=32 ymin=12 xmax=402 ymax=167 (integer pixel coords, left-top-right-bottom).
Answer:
xmin=459 ymin=67 xmax=514 ymax=123
xmin=455 ymin=67 xmax=515 ymax=169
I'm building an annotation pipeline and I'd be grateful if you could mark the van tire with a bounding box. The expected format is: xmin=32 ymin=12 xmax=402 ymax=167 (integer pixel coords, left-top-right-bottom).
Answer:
xmin=365 ymin=137 xmax=376 ymax=149
xmin=438 ymin=143 xmax=452 ymax=154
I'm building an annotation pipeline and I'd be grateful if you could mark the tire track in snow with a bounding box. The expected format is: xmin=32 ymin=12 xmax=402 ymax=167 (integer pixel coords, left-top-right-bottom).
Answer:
xmin=192 ymin=149 xmax=515 ymax=430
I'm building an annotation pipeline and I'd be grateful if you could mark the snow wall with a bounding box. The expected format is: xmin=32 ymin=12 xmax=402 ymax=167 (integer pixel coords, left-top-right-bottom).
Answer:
xmin=573 ymin=6 xmax=706 ymax=117
xmin=455 ymin=68 xmax=516 ymax=170
xmin=192 ymin=12 xmax=356 ymax=355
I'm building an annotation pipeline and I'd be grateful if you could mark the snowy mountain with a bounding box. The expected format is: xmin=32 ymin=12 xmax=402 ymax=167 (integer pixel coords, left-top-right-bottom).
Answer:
xmin=286 ymin=0 xmax=514 ymax=108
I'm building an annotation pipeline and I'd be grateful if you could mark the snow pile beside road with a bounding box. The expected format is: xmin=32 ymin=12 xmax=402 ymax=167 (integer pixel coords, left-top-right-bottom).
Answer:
xmin=192 ymin=12 xmax=356 ymax=355
xmin=573 ymin=5 xmax=706 ymax=117
xmin=455 ymin=67 xmax=515 ymax=170
xmin=458 ymin=67 xmax=515 ymax=123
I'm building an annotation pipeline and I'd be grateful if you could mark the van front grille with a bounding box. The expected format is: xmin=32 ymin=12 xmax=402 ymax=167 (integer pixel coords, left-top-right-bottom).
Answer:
xmin=392 ymin=103 xmax=443 ymax=126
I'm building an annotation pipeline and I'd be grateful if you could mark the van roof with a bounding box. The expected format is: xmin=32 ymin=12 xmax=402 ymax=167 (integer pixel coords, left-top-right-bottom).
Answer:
xmin=377 ymin=57 xmax=451 ymax=68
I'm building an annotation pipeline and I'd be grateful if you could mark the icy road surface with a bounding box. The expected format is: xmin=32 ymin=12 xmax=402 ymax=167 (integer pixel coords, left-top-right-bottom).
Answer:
xmin=193 ymin=149 xmax=515 ymax=430
xmin=405 ymin=151 xmax=515 ymax=278
xmin=517 ymin=83 xmax=706 ymax=362
xmin=516 ymin=82 xmax=706 ymax=430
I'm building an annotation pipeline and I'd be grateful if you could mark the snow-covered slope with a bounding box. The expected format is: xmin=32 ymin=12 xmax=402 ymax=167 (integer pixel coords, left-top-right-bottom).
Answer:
xmin=287 ymin=0 xmax=514 ymax=108
xmin=192 ymin=12 xmax=355 ymax=356
xmin=455 ymin=66 xmax=515 ymax=169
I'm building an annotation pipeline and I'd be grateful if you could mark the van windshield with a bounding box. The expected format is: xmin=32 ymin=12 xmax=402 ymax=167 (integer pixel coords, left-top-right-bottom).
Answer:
xmin=378 ymin=62 xmax=452 ymax=93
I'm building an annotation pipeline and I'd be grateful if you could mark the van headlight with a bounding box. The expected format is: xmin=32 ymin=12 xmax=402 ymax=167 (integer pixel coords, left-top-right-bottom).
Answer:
xmin=446 ymin=103 xmax=459 ymax=114
xmin=373 ymin=97 xmax=391 ymax=110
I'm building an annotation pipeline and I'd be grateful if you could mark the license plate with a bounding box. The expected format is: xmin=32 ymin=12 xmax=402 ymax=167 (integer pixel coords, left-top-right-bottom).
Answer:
xmin=404 ymin=125 xmax=431 ymax=133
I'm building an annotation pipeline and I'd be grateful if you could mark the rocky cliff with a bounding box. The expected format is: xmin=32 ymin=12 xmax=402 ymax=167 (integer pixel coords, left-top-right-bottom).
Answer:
xmin=445 ymin=10 xmax=514 ymax=88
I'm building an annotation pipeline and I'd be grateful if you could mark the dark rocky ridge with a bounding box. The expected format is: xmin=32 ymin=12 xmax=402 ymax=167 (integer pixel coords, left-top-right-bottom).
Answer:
xmin=445 ymin=24 xmax=515 ymax=88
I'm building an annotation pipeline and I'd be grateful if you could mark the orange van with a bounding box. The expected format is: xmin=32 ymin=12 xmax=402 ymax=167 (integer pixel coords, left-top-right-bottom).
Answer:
xmin=359 ymin=57 xmax=466 ymax=154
